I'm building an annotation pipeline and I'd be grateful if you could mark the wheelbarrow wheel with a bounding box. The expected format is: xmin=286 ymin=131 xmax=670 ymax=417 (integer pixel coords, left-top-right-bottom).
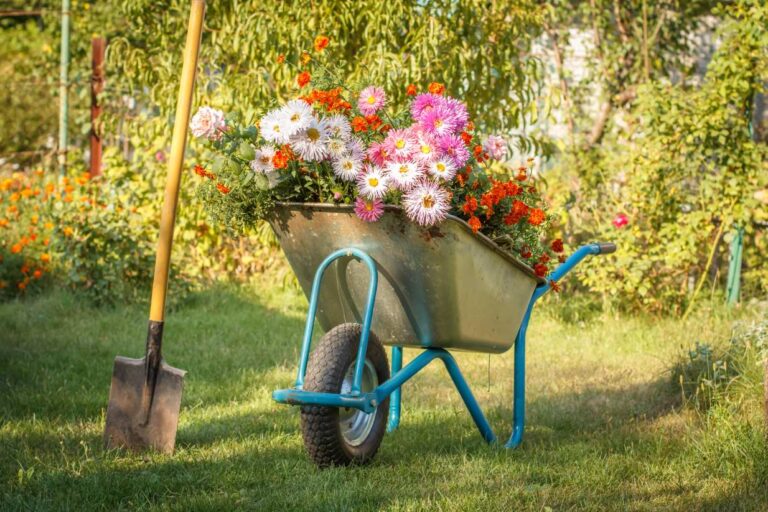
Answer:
xmin=300 ymin=323 xmax=390 ymax=467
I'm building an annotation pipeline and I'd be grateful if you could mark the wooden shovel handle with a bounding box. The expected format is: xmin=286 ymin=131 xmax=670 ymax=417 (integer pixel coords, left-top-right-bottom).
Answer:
xmin=149 ymin=0 xmax=206 ymax=323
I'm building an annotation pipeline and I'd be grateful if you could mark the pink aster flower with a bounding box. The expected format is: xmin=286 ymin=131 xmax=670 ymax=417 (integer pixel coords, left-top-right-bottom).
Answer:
xmin=418 ymin=104 xmax=461 ymax=137
xmin=482 ymin=135 xmax=507 ymax=160
xmin=354 ymin=197 xmax=385 ymax=222
xmin=436 ymin=133 xmax=471 ymax=168
xmin=383 ymin=128 xmax=418 ymax=159
xmin=440 ymin=96 xmax=469 ymax=131
xmin=410 ymin=93 xmax=442 ymax=120
xmin=366 ymin=141 xmax=390 ymax=167
xmin=413 ymin=130 xmax=438 ymax=164
xmin=358 ymin=86 xmax=387 ymax=116
xmin=403 ymin=180 xmax=451 ymax=227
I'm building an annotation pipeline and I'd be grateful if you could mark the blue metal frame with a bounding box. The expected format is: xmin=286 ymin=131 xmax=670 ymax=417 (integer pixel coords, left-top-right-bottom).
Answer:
xmin=273 ymin=243 xmax=608 ymax=448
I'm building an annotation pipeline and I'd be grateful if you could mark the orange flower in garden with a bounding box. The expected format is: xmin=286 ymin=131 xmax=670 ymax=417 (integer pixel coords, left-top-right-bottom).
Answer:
xmin=515 ymin=168 xmax=528 ymax=181
xmin=276 ymin=54 xmax=286 ymax=64
xmin=20 ymin=264 xmax=29 ymax=274
xmin=17 ymin=282 xmax=26 ymax=291
xmin=473 ymin=145 xmax=483 ymax=157
xmin=11 ymin=243 xmax=22 ymax=254
xmin=365 ymin=114 xmax=382 ymax=130
xmin=351 ymin=116 xmax=368 ymax=132
xmin=406 ymin=84 xmax=417 ymax=96
xmin=460 ymin=131 xmax=472 ymax=145
xmin=533 ymin=263 xmax=548 ymax=278
xmin=7 ymin=205 xmax=18 ymax=214
xmin=216 ymin=183 xmax=230 ymax=195
xmin=549 ymin=279 xmax=561 ymax=292
xmin=465 ymin=121 xmax=475 ymax=132
xmin=63 ymin=227 xmax=74 ymax=237
xmin=40 ymin=253 xmax=51 ymax=263
xmin=527 ymin=208 xmax=545 ymax=226
xmin=45 ymin=183 xmax=55 ymax=194
xmin=462 ymin=195 xmax=478 ymax=215
xmin=300 ymin=51 xmax=311 ymax=66
xmin=428 ymin=82 xmax=445 ymax=95
xmin=31 ymin=215 xmax=39 ymax=224
xmin=44 ymin=222 xmax=54 ymax=230
xmin=193 ymin=164 xmax=207 ymax=177
xmin=504 ymin=200 xmax=529 ymax=225
xmin=551 ymin=239 xmax=564 ymax=253
xmin=297 ymin=71 xmax=311 ymax=88
xmin=273 ymin=149 xmax=290 ymax=169
xmin=468 ymin=215 xmax=482 ymax=233
xmin=314 ymin=35 xmax=330 ymax=52
xmin=9 ymin=192 xmax=20 ymax=202
xmin=0 ymin=218 xmax=8 ymax=228
xmin=33 ymin=269 xmax=43 ymax=279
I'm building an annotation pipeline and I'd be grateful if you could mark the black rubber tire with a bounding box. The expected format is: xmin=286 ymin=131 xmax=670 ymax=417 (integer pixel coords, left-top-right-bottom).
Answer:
xmin=300 ymin=323 xmax=390 ymax=468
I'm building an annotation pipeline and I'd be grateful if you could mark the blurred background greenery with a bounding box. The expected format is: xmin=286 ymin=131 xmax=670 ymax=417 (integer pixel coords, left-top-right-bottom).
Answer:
xmin=0 ymin=0 xmax=766 ymax=312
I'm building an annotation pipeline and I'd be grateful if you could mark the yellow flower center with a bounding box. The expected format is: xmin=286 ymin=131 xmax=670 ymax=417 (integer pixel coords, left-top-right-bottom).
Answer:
xmin=422 ymin=194 xmax=435 ymax=209
xmin=307 ymin=127 xmax=320 ymax=141
xmin=273 ymin=124 xmax=281 ymax=133
xmin=365 ymin=201 xmax=374 ymax=211
xmin=399 ymin=165 xmax=409 ymax=175
xmin=436 ymin=162 xmax=446 ymax=173
xmin=434 ymin=119 xmax=443 ymax=128
xmin=368 ymin=177 xmax=379 ymax=187
xmin=343 ymin=161 xmax=353 ymax=170
xmin=396 ymin=139 xmax=406 ymax=149
xmin=421 ymin=145 xmax=431 ymax=154
xmin=290 ymin=113 xmax=300 ymax=122
xmin=367 ymin=95 xmax=377 ymax=104
xmin=260 ymin=156 xmax=271 ymax=165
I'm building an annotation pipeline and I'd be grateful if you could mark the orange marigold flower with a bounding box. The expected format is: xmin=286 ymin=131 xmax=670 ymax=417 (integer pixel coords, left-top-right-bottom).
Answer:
xmin=31 ymin=215 xmax=39 ymax=224
xmin=7 ymin=205 xmax=18 ymax=214
xmin=216 ymin=183 xmax=231 ymax=195
xmin=365 ymin=114 xmax=382 ymax=130
xmin=20 ymin=264 xmax=29 ymax=274
xmin=515 ymin=169 xmax=528 ymax=181
xmin=300 ymin=51 xmax=311 ymax=66
xmin=468 ymin=215 xmax=482 ymax=233
xmin=0 ymin=218 xmax=8 ymax=228
xmin=505 ymin=182 xmax=522 ymax=196
xmin=406 ymin=84 xmax=417 ymax=96
xmin=44 ymin=222 xmax=54 ymax=230
xmin=462 ymin=195 xmax=478 ymax=215
xmin=504 ymin=200 xmax=529 ymax=225
xmin=297 ymin=71 xmax=311 ymax=88
xmin=465 ymin=121 xmax=475 ymax=132
xmin=549 ymin=279 xmax=561 ymax=292
xmin=40 ymin=253 xmax=51 ymax=263
xmin=33 ymin=269 xmax=43 ymax=279
xmin=351 ymin=116 xmax=368 ymax=132
xmin=473 ymin=145 xmax=483 ymax=156
xmin=528 ymin=208 xmax=546 ymax=226
xmin=551 ymin=239 xmax=564 ymax=253
xmin=460 ymin=131 xmax=473 ymax=145
xmin=314 ymin=35 xmax=330 ymax=52
xmin=428 ymin=82 xmax=445 ymax=95
xmin=193 ymin=164 xmax=207 ymax=177
xmin=63 ymin=227 xmax=74 ymax=237
xmin=273 ymin=150 xmax=290 ymax=169
xmin=11 ymin=243 xmax=22 ymax=254
xmin=534 ymin=263 xmax=548 ymax=278
xmin=10 ymin=192 xmax=20 ymax=202
xmin=18 ymin=281 xmax=27 ymax=291
xmin=276 ymin=54 xmax=286 ymax=64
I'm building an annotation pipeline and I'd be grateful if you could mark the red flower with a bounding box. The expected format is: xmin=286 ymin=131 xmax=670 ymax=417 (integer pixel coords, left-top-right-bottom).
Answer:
xmin=539 ymin=253 xmax=550 ymax=264
xmin=549 ymin=279 xmax=561 ymax=292
xmin=365 ymin=114 xmax=382 ymax=130
xmin=216 ymin=183 xmax=230 ymax=195
xmin=276 ymin=54 xmax=286 ymax=64
xmin=504 ymin=200 xmax=529 ymax=225
xmin=468 ymin=215 xmax=482 ymax=233
xmin=406 ymin=84 xmax=417 ymax=96
xmin=193 ymin=164 xmax=207 ymax=177
xmin=473 ymin=145 xmax=483 ymax=156
xmin=527 ymin=208 xmax=545 ymax=226
xmin=428 ymin=82 xmax=445 ymax=95
xmin=462 ymin=195 xmax=478 ymax=215
xmin=520 ymin=248 xmax=532 ymax=259
xmin=480 ymin=193 xmax=495 ymax=218
xmin=515 ymin=169 xmax=527 ymax=181
xmin=612 ymin=213 xmax=629 ymax=228
xmin=533 ymin=263 xmax=548 ymax=277
xmin=504 ymin=182 xmax=522 ymax=196
xmin=551 ymin=239 xmax=564 ymax=253
xmin=460 ymin=131 xmax=473 ymax=145
xmin=297 ymin=71 xmax=311 ymax=88
xmin=351 ymin=116 xmax=368 ymax=132
xmin=314 ymin=35 xmax=330 ymax=52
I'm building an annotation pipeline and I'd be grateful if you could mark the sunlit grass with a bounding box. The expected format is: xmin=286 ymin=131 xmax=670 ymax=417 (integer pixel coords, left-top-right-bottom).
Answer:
xmin=1 ymin=281 xmax=766 ymax=511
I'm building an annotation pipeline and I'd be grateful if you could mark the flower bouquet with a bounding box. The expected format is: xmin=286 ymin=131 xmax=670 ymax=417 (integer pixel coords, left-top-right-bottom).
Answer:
xmin=191 ymin=44 xmax=564 ymax=278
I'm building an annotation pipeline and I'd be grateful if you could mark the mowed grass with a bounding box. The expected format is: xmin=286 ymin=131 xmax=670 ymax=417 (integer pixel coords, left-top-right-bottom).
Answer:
xmin=1 ymin=279 xmax=767 ymax=511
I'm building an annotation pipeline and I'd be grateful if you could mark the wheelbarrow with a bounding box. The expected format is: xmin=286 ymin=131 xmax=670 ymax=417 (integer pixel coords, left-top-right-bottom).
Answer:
xmin=270 ymin=202 xmax=616 ymax=467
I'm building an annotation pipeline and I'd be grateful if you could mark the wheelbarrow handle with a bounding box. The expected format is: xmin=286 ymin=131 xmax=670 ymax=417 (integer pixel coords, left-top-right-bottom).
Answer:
xmin=597 ymin=242 xmax=617 ymax=254
xmin=533 ymin=242 xmax=617 ymax=298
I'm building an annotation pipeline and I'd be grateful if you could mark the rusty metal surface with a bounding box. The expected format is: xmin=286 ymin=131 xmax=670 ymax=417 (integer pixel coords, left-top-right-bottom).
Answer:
xmin=103 ymin=356 xmax=186 ymax=453
xmin=269 ymin=203 xmax=540 ymax=354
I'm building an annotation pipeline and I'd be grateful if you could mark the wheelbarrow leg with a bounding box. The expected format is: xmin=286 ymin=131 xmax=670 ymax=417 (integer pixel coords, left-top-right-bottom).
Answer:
xmin=506 ymin=304 xmax=532 ymax=449
xmin=387 ymin=345 xmax=403 ymax=432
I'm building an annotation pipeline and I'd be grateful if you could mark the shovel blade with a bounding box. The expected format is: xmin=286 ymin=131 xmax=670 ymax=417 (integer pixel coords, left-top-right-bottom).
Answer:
xmin=104 ymin=356 xmax=186 ymax=453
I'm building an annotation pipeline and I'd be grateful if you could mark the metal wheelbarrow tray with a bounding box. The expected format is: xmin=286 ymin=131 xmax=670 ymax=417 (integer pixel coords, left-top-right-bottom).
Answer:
xmin=269 ymin=202 xmax=616 ymax=467
xmin=269 ymin=202 xmax=543 ymax=353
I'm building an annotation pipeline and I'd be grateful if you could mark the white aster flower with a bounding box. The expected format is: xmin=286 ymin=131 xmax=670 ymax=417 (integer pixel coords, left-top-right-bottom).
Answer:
xmin=403 ymin=179 xmax=451 ymax=227
xmin=326 ymin=137 xmax=348 ymax=158
xmin=260 ymin=108 xmax=289 ymax=144
xmin=324 ymin=114 xmax=352 ymax=140
xmin=249 ymin=145 xmax=276 ymax=173
xmin=426 ymin=157 xmax=457 ymax=181
xmin=346 ymin=137 xmax=365 ymax=160
xmin=190 ymin=106 xmax=226 ymax=140
xmin=279 ymin=99 xmax=314 ymax=138
xmin=356 ymin=164 xmax=389 ymax=199
xmin=332 ymin=155 xmax=362 ymax=182
xmin=290 ymin=117 xmax=329 ymax=162
xmin=386 ymin=160 xmax=423 ymax=191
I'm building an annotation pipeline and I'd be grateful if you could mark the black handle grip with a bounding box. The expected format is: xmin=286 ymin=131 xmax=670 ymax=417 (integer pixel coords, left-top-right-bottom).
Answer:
xmin=597 ymin=242 xmax=617 ymax=255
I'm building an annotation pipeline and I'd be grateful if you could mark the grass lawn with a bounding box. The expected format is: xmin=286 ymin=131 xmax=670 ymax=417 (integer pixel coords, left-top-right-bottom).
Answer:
xmin=1 ymin=279 xmax=767 ymax=511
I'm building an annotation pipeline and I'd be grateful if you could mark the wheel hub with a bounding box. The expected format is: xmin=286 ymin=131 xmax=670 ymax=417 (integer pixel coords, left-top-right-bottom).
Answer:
xmin=339 ymin=359 xmax=378 ymax=446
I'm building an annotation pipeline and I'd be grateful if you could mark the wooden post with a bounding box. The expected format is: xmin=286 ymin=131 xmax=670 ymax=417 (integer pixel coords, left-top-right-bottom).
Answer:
xmin=58 ymin=0 xmax=71 ymax=176
xmin=90 ymin=37 xmax=106 ymax=177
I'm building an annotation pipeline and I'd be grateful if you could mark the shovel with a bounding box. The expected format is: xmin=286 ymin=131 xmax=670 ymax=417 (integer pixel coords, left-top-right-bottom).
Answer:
xmin=103 ymin=0 xmax=206 ymax=454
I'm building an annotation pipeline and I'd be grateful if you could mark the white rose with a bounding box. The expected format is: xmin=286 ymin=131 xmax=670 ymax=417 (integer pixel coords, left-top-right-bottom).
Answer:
xmin=190 ymin=106 xmax=226 ymax=140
